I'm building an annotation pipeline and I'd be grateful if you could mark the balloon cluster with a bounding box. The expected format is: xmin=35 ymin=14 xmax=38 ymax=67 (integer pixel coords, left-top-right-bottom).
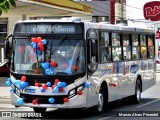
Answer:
xmin=31 ymin=37 xmax=47 ymax=54
xmin=6 ymin=76 xmax=29 ymax=90
xmin=63 ymin=59 xmax=79 ymax=74
xmin=52 ymin=79 xmax=67 ymax=93
xmin=13 ymin=76 xmax=29 ymax=90
xmin=34 ymin=79 xmax=67 ymax=93
xmin=41 ymin=61 xmax=58 ymax=75
xmin=5 ymin=78 xmax=15 ymax=93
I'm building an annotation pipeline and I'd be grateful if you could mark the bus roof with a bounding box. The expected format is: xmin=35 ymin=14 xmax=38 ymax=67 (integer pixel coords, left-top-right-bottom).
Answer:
xmin=15 ymin=17 xmax=155 ymax=34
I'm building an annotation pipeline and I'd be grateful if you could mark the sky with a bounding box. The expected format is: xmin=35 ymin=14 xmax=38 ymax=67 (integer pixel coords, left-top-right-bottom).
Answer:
xmin=126 ymin=0 xmax=160 ymax=28
xmin=126 ymin=0 xmax=160 ymax=19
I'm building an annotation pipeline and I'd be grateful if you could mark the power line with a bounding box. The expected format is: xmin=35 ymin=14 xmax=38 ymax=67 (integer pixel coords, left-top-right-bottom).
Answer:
xmin=71 ymin=0 xmax=155 ymax=24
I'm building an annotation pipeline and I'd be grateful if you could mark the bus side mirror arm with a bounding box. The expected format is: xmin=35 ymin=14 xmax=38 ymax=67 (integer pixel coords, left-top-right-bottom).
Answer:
xmin=5 ymin=34 xmax=12 ymax=59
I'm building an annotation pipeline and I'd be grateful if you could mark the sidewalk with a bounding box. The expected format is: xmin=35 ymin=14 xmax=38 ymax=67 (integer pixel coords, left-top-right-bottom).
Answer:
xmin=0 ymin=87 xmax=10 ymax=99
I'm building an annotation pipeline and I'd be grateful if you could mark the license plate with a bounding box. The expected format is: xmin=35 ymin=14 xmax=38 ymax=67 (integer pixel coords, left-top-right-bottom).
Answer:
xmin=25 ymin=89 xmax=35 ymax=93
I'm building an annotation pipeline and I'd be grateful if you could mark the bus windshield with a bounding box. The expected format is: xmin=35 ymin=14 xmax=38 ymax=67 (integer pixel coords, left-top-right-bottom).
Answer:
xmin=13 ymin=38 xmax=85 ymax=76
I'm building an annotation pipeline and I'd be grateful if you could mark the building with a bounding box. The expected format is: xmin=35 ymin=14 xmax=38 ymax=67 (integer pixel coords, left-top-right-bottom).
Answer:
xmin=0 ymin=0 xmax=92 ymax=63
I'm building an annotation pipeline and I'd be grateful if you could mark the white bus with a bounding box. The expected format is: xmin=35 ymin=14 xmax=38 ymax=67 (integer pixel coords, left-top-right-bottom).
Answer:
xmin=5 ymin=17 xmax=156 ymax=113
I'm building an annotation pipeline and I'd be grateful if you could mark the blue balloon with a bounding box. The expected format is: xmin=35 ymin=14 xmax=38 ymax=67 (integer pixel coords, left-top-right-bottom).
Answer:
xmin=21 ymin=82 xmax=26 ymax=87
xmin=41 ymin=88 xmax=45 ymax=93
xmin=13 ymin=80 xmax=21 ymax=85
xmin=5 ymin=81 xmax=11 ymax=86
xmin=62 ymin=82 xmax=67 ymax=88
xmin=7 ymin=78 xmax=11 ymax=82
xmin=41 ymin=62 xmax=44 ymax=67
xmin=42 ymin=62 xmax=50 ymax=69
xmin=45 ymin=68 xmax=51 ymax=75
xmin=65 ymin=67 xmax=71 ymax=74
xmin=57 ymin=82 xmax=62 ymax=87
xmin=84 ymin=82 xmax=89 ymax=88
xmin=45 ymin=67 xmax=54 ymax=75
xmin=48 ymin=98 xmax=55 ymax=103
xmin=31 ymin=42 xmax=37 ymax=49
xmin=68 ymin=59 xmax=72 ymax=65
xmin=37 ymin=50 xmax=42 ymax=55
xmin=42 ymin=39 xmax=47 ymax=45
xmin=19 ymin=84 xmax=25 ymax=90
xmin=16 ymin=98 xmax=24 ymax=105
xmin=10 ymin=88 xmax=15 ymax=93
xmin=25 ymin=82 xmax=29 ymax=87
xmin=52 ymin=86 xmax=59 ymax=93
xmin=47 ymin=82 xmax=51 ymax=87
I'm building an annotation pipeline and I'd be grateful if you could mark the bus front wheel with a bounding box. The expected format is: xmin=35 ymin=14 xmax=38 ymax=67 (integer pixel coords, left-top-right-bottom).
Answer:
xmin=33 ymin=107 xmax=47 ymax=113
xmin=132 ymin=80 xmax=141 ymax=104
xmin=94 ymin=87 xmax=107 ymax=113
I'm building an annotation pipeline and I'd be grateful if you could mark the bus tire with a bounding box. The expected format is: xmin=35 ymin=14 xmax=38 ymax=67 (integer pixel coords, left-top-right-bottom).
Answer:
xmin=93 ymin=87 xmax=108 ymax=113
xmin=132 ymin=79 xmax=141 ymax=104
xmin=33 ymin=107 xmax=47 ymax=113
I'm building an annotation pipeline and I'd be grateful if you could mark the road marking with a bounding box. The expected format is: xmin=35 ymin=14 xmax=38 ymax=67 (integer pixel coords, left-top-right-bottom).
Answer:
xmin=98 ymin=117 xmax=111 ymax=120
xmin=137 ymin=98 xmax=160 ymax=108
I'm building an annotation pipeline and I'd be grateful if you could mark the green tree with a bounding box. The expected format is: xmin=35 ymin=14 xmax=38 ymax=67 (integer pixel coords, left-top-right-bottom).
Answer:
xmin=0 ymin=0 xmax=16 ymax=15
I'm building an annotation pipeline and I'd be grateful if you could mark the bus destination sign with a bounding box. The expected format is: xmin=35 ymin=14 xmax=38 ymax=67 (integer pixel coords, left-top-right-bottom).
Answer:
xmin=15 ymin=23 xmax=82 ymax=34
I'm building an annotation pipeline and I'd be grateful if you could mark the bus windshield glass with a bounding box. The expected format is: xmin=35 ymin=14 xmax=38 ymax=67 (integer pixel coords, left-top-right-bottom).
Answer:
xmin=13 ymin=38 xmax=85 ymax=76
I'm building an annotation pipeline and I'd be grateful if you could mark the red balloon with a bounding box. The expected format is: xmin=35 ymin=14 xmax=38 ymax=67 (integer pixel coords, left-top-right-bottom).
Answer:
xmin=77 ymin=90 xmax=82 ymax=95
xmin=32 ymin=98 xmax=38 ymax=104
xmin=21 ymin=76 xmax=26 ymax=82
xmin=35 ymin=82 xmax=40 ymax=87
xmin=62 ymin=64 xmax=68 ymax=69
xmin=64 ymin=98 xmax=69 ymax=103
xmin=31 ymin=38 xmax=37 ymax=43
xmin=158 ymin=51 xmax=160 ymax=55
xmin=59 ymin=87 xmax=64 ymax=93
xmin=38 ymin=43 xmax=44 ymax=51
xmin=54 ymin=79 xmax=59 ymax=85
xmin=42 ymin=84 xmax=47 ymax=90
xmin=50 ymin=62 xmax=58 ymax=67
xmin=72 ymin=65 xmax=79 ymax=71
xmin=51 ymin=85 xmax=56 ymax=89
xmin=37 ymin=37 xmax=42 ymax=43
xmin=18 ymin=46 xmax=24 ymax=53
xmin=34 ymin=69 xmax=39 ymax=74
xmin=111 ymin=83 xmax=117 ymax=87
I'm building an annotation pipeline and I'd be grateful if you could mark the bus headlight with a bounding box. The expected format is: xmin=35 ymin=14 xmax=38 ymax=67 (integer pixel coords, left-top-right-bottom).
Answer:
xmin=15 ymin=87 xmax=20 ymax=97
xmin=69 ymin=84 xmax=84 ymax=98
xmin=69 ymin=89 xmax=76 ymax=98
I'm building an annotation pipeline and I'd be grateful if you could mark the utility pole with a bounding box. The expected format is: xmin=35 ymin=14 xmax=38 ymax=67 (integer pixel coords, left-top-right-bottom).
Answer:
xmin=110 ymin=0 xmax=115 ymax=24
xmin=120 ymin=0 xmax=124 ymax=24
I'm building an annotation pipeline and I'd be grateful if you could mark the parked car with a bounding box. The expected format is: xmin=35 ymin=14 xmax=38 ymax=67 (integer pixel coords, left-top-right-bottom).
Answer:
xmin=0 ymin=61 xmax=10 ymax=77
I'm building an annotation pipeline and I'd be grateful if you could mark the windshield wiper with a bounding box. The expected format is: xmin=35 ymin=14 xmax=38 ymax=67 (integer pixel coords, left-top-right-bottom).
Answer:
xmin=51 ymin=35 xmax=66 ymax=55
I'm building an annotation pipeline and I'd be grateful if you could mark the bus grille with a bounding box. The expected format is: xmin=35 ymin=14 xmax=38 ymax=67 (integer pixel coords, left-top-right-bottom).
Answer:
xmin=20 ymin=93 xmax=68 ymax=104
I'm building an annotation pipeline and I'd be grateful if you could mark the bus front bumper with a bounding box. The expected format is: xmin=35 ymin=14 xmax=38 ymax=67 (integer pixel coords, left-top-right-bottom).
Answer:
xmin=11 ymin=92 xmax=87 ymax=109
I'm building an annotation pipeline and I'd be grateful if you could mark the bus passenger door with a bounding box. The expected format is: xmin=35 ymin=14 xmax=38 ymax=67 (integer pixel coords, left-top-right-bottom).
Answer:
xmin=86 ymin=29 xmax=99 ymax=107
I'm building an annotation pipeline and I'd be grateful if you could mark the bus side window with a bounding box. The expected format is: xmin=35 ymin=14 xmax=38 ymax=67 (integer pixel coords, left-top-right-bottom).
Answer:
xmin=132 ymin=47 xmax=139 ymax=60
xmin=100 ymin=47 xmax=111 ymax=62
xmin=112 ymin=47 xmax=122 ymax=61
xmin=148 ymin=35 xmax=154 ymax=58
xmin=140 ymin=35 xmax=147 ymax=59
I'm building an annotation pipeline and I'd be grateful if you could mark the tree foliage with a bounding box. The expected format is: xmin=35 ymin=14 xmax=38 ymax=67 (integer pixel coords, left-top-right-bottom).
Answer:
xmin=0 ymin=0 xmax=16 ymax=15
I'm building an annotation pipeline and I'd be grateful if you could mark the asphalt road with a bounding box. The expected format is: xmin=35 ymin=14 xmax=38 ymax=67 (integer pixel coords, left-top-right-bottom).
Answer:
xmin=0 ymin=73 xmax=160 ymax=120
